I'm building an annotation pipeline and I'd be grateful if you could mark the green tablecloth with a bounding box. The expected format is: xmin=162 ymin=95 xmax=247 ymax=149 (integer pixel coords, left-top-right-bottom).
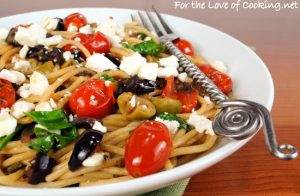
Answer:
xmin=142 ymin=178 xmax=190 ymax=196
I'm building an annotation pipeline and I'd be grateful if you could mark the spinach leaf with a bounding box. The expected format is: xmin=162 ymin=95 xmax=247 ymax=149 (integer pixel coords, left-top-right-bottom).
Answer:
xmin=26 ymin=110 xmax=71 ymax=130
xmin=0 ymin=125 xmax=24 ymax=150
xmin=124 ymin=40 xmax=164 ymax=56
xmin=55 ymin=126 xmax=77 ymax=149
xmin=157 ymin=112 xmax=188 ymax=130
xmin=29 ymin=135 xmax=54 ymax=153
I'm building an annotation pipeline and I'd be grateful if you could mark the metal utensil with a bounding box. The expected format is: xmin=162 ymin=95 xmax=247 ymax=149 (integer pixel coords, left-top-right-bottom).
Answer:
xmin=132 ymin=6 xmax=298 ymax=160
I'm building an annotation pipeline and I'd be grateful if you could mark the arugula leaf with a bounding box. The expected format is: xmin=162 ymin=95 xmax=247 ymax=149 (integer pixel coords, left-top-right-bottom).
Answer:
xmin=29 ymin=135 xmax=54 ymax=153
xmin=123 ymin=40 xmax=164 ymax=56
xmin=0 ymin=125 xmax=24 ymax=150
xmin=26 ymin=110 xmax=71 ymax=130
xmin=157 ymin=112 xmax=188 ymax=130
xmin=100 ymin=73 xmax=115 ymax=82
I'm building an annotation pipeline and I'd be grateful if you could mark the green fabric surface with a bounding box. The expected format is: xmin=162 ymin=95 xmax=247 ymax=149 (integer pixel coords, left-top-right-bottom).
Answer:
xmin=141 ymin=178 xmax=190 ymax=196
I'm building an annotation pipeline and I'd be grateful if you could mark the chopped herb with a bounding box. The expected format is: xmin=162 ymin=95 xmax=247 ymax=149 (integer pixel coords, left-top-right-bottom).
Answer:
xmin=100 ymin=73 xmax=115 ymax=82
xmin=157 ymin=112 xmax=188 ymax=130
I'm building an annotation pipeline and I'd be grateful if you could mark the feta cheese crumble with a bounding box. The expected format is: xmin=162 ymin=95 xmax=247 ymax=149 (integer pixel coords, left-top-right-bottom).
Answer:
xmin=95 ymin=18 xmax=125 ymax=47
xmin=187 ymin=112 xmax=215 ymax=136
xmin=15 ymin=23 xmax=47 ymax=47
xmin=82 ymin=152 xmax=108 ymax=167
xmin=210 ymin=60 xmax=227 ymax=73
xmin=19 ymin=45 xmax=29 ymax=59
xmin=29 ymin=71 xmax=49 ymax=96
xmin=13 ymin=59 xmax=31 ymax=72
xmin=67 ymin=24 xmax=78 ymax=32
xmin=35 ymin=101 xmax=53 ymax=112
xmin=104 ymin=80 xmax=111 ymax=87
xmin=0 ymin=69 xmax=26 ymax=84
xmin=178 ymin=72 xmax=188 ymax=82
xmin=138 ymin=63 xmax=159 ymax=81
xmin=41 ymin=17 xmax=59 ymax=30
xmin=0 ymin=28 xmax=9 ymax=42
xmin=158 ymin=55 xmax=179 ymax=78
xmin=0 ymin=108 xmax=17 ymax=137
xmin=63 ymin=51 xmax=74 ymax=61
xmin=155 ymin=117 xmax=180 ymax=134
xmin=86 ymin=53 xmax=118 ymax=73
xmin=37 ymin=35 xmax=63 ymax=46
xmin=17 ymin=83 xmax=31 ymax=98
xmin=129 ymin=95 xmax=136 ymax=108
xmin=92 ymin=121 xmax=107 ymax=133
xmin=120 ymin=52 xmax=147 ymax=76
xmin=10 ymin=101 xmax=35 ymax=119
xmin=79 ymin=24 xmax=93 ymax=34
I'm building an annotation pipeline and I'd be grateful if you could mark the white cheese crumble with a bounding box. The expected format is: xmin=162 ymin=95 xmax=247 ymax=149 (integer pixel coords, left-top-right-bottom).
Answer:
xmin=138 ymin=62 xmax=159 ymax=81
xmin=82 ymin=152 xmax=107 ymax=167
xmin=92 ymin=121 xmax=107 ymax=133
xmin=0 ymin=69 xmax=26 ymax=84
xmin=67 ymin=24 xmax=78 ymax=32
xmin=120 ymin=52 xmax=147 ymax=76
xmin=187 ymin=112 xmax=215 ymax=136
xmin=178 ymin=72 xmax=188 ymax=82
xmin=95 ymin=18 xmax=125 ymax=47
xmin=104 ymin=80 xmax=111 ymax=87
xmin=155 ymin=117 xmax=180 ymax=134
xmin=15 ymin=23 xmax=47 ymax=47
xmin=0 ymin=108 xmax=17 ymax=137
xmin=10 ymin=101 xmax=35 ymax=119
xmin=41 ymin=17 xmax=59 ymax=30
xmin=79 ymin=24 xmax=93 ymax=34
xmin=13 ymin=59 xmax=31 ymax=72
xmin=63 ymin=51 xmax=73 ymax=61
xmin=86 ymin=53 xmax=118 ymax=73
xmin=35 ymin=101 xmax=53 ymax=112
xmin=17 ymin=83 xmax=31 ymax=98
xmin=29 ymin=71 xmax=49 ymax=96
xmin=74 ymin=37 xmax=81 ymax=42
xmin=129 ymin=95 xmax=136 ymax=108
xmin=210 ymin=60 xmax=227 ymax=73
xmin=158 ymin=55 xmax=179 ymax=78
xmin=0 ymin=28 xmax=9 ymax=42
xmin=49 ymin=98 xmax=57 ymax=109
xmin=19 ymin=45 xmax=29 ymax=59
xmin=37 ymin=35 xmax=63 ymax=46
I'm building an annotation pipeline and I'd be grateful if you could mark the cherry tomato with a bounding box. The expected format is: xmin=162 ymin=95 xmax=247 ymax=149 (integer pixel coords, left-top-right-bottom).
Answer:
xmin=68 ymin=79 xmax=114 ymax=118
xmin=162 ymin=77 xmax=198 ymax=113
xmin=198 ymin=65 xmax=233 ymax=94
xmin=125 ymin=121 xmax=172 ymax=177
xmin=64 ymin=12 xmax=87 ymax=30
xmin=0 ymin=79 xmax=16 ymax=109
xmin=173 ymin=39 xmax=195 ymax=56
xmin=64 ymin=33 xmax=111 ymax=54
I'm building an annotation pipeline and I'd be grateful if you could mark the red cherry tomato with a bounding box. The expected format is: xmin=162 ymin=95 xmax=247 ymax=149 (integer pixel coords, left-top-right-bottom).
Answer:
xmin=68 ymin=79 xmax=114 ymax=118
xmin=64 ymin=12 xmax=87 ymax=30
xmin=162 ymin=77 xmax=198 ymax=113
xmin=0 ymin=79 xmax=16 ymax=109
xmin=64 ymin=33 xmax=111 ymax=54
xmin=125 ymin=121 xmax=172 ymax=177
xmin=173 ymin=39 xmax=195 ymax=56
xmin=198 ymin=65 xmax=233 ymax=94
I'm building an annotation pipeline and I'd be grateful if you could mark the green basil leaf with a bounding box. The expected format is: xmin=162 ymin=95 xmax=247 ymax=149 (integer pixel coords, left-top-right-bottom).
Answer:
xmin=29 ymin=135 xmax=54 ymax=153
xmin=157 ymin=112 xmax=189 ymax=130
xmin=123 ymin=40 xmax=164 ymax=56
xmin=54 ymin=126 xmax=77 ymax=149
xmin=34 ymin=124 xmax=61 ymax=137
xmin=26 ymin=110 xmax=70 ymax=130
xmin=0 ymin=126 xmax=24 ymax=150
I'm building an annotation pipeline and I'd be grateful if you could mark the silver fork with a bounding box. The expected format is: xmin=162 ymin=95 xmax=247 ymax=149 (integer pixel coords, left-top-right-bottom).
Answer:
xmin=134 ymin=7 xmax=297 ymax=160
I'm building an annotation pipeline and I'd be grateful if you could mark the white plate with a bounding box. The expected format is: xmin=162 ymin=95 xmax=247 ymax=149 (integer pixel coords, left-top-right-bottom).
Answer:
xmin=0 ymin=8 xmax=274 ymax=196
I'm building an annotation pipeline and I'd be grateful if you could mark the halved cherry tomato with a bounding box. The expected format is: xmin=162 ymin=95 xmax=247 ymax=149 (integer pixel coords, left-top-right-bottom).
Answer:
xmin=64 ymin=12 xmax=87 ymax=30
xmin=173 ymin=38 xmax=195 ymax=56
xmin=198 ymin=65 xmax=233 ymax=94
xmin=0 ymin=79 xmax=16 ymax=109
xmin=68 ymin=79 xmax=114 ymax=118
xmin=125 ymin=121 xmax=172 ymax=177
xmin=162 ymin=77 xmax=198 ymax=113
xmin=64 ymin=33 xmax=111 ymax=54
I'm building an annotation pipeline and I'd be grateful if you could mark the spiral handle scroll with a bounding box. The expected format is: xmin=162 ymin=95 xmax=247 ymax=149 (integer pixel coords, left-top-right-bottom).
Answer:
xmin=162 ymin=39 xmax=298 ymax=160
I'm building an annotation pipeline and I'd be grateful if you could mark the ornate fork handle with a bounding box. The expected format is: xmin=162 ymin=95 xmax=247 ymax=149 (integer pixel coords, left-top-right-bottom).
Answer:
xmin=162 ymin=39 xmax=298 ymax=160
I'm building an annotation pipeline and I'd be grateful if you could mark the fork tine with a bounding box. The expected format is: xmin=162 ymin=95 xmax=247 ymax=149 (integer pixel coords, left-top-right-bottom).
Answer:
xmin=144 ymin=10 xmax=164 ymax=37
xmin=130 ymin=14 xmax=135 ymax=22
xmin=151 ymin=6 xmax=173 ymax=34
